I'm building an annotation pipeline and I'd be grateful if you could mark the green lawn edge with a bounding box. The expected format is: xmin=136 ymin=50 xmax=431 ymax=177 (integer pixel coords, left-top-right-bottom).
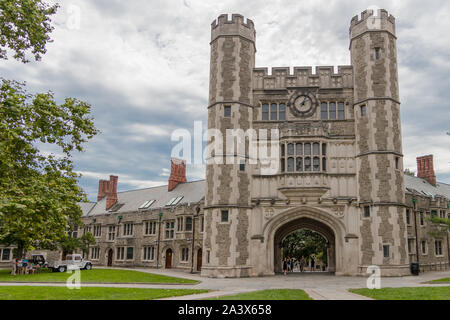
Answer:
xmin=0 ymin=285 xmax=208 ymax=300
xmin=206 ymin=289 xmax=312 ymax=300
xmin=429 ymin=278 xmax=450 ymax=283
xmin=349 ymin=286 xmax=450 ymax=300
xmin=0 ymin=268 xmax=198 ymax=284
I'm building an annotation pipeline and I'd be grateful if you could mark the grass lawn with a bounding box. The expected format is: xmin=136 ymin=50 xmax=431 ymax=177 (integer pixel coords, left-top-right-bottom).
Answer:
xmin=0 ymin=268 xmax=198 ymax=284
xmin=349 ymin=287 xmax=450 ymax=300
xmin=0 ymin=285 xmax=208 ymax=300
xmin=207 ymin=289 xmax=312 ymax=300
xmin=429 ymin=278 xmax=450 ymax=283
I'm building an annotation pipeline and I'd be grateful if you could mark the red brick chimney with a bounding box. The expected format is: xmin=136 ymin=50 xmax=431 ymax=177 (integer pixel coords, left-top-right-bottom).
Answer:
xmin=168 ymin=158 xmax=187 ymax=191
xmin=416 ymin=155 xmax=436 ymax=186
xmin=97 ymin=175 xmax=118 ymax=210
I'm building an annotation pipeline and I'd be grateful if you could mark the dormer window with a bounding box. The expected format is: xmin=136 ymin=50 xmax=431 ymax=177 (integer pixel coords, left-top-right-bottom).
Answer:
xmin=139 ymin=200 xmax=155 ymax=210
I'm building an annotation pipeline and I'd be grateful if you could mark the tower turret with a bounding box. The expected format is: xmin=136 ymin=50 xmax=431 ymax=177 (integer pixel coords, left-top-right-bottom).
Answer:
xmin=202 ymin=14 xmax=255 ymax=277
xmin=350 ymin=9 xmax=409 ymax=275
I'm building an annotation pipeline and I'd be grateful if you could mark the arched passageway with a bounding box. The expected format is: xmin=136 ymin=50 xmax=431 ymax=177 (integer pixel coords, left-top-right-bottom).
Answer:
xmin=274 ymin=217 xmax=336 ymax=273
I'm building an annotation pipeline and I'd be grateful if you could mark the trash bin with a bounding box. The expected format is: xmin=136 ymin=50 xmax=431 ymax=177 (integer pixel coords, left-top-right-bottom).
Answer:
xmin=410 ymin=262 xmax=419 ymax=275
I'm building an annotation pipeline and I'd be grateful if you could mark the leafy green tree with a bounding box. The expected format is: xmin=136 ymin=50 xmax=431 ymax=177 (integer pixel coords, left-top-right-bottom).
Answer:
xmin=0 ymin=0 xmax=58 ymax=63
xmin=404 ymin=168 xmax=415 ymax=177
xmin=78 ymin=232 xmax=95 ymax=258
xmin=0 ymin=1 xmax=98 ymax=259
xmin=281 ymin=229 xmax=328 ymax=264
xmin=0 ymin=80 xmax=99 ymax=258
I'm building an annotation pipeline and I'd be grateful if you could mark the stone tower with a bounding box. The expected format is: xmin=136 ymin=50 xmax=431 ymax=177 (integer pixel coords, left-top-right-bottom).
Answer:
xmin=202 ymin=14 xmax=255 ymax=277
xmin=350 ymin=9 xmax=409 ymax=274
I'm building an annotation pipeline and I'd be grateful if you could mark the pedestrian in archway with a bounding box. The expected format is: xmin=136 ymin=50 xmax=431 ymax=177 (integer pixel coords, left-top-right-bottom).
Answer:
xmin=310 ymin=257 xmax=315 ymax=272
xmin=300 ymin=256 xmax=306 ymax=272
xmin=290 ymin=257 xmax=294 ymax=273
xmin=282 ymin=257 xmax=288 ymax=275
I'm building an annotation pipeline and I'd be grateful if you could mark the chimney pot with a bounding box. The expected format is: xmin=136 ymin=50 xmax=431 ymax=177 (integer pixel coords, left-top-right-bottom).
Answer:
xmin=416 ymin=155 xmax=436 ymax=185
xmin=168 ymin=158 xmax=187 ymax=191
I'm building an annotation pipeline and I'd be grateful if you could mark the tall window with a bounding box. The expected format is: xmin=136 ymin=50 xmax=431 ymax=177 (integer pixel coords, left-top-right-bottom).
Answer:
xmin=262 ymin=104 xmax=269 ymax=120
xmin=116 ymin=247 xmax=125 ymax=260
xmin=90 ymin=247 xmax=100 ymax=260
xmin=177 ymin=217 xmax=183 ymax=232
xmin=123 ymin=223 xmax=133 ymax=236
xmin=435 ymin=240 xmax=443 ymax=256
xmin=145 ymin=221 xmax=156 ymax=235
xmin=406 ymin=210 xmax=410 ymax=225
xmin=383 ymin=245 xmax=390 ymax=258
xmin=143 ymin=246 xmax=155 ymax=261
xmin=320 ymin=101 xmax=345 ymax=120
xmin=270 ymin=103 xmax=277 ymax=120
xmin=420 ymin=212 xmax=424 ymax=226
xmin=108 ymin=226 xmax=116 ymax=241
xmin=126 ymin=247 xmax=134 ymax=260
xmin=375 ymin=47 xmax=381 ymax=60
xmin=364 ymin=206 xmax=371 ymax=218
xmin=93 ymin=224 xmax=102 ymax=237
xmin=224 ymin=106 xmax=231 ymax=117
xmin=165 ymin=221 xmax=175 ymax=239
xmin=201 ymin=216 xmax=204 ymax=232
xmin=361 ymin=105 xmax=366 ymax=116
xmin=185 ymin=217 xmax=193 ymax=231
xmin=421 ymin=241 xmax=427 ymax=255
xmin=181 ymin=248 xmax=189 ymax=262
xmin=221 ymin=210 xmax=229 ymax=222
xmin=262 ymin=103 xmax=286 ymax=121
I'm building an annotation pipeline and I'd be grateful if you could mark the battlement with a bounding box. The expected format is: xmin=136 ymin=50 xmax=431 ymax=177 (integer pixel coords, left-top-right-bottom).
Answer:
xmin=350 ymin=8 xmax=396 ymax=40
xmin=253 ymin=66 xmax=353 ymax=90
xmin=211 ymin=14 xmax=256 ymax=43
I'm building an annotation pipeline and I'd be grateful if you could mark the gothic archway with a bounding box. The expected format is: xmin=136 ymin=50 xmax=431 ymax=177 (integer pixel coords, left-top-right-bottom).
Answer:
xmin=263 ymin=207 xmax=345 ymax=275
xmin=273 ymin=217 xmax=335 ymax=273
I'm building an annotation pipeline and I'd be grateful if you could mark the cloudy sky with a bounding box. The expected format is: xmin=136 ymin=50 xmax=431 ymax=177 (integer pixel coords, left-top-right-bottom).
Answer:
xmin=1 ymin=0 xmax=449 ymax=201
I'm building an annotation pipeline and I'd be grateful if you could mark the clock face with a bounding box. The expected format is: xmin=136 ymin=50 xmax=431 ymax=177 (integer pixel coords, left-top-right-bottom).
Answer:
xmin=287 ymin=91 xmax=318 ymax=118
xmin=293 ymin=95 xmax=312 ymax=114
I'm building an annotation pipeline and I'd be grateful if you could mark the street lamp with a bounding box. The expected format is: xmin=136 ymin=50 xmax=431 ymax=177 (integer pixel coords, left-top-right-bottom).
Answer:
xmin=190 ymin=206 xmax=201 ymax=273
xmin=156 ymin=210 xmax=163 ymax=269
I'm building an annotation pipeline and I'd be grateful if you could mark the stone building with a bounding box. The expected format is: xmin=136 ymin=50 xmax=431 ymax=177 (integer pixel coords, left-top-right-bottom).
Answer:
xmin=201 ymin=9 xmax=449 ymax=277
xmin=0 ymin=9 xmax=448 ymax=277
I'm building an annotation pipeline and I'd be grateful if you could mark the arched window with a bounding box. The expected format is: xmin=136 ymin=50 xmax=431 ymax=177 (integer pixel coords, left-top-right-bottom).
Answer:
xmin=322 ymin=143 xmax=326 ymax=156
xmin=322 ymin=158 xmax=327 ymax=172
xmin=262 ymin=104 xmax=269 ymax=120
xmin=296 ymin=143 xmax=302 ymax=155
xmin=279 ymin=104 xmax=286 ymax=120
xmin=287 ymin=157 xmax=294 ymax=172
xmin=313 ymin=157 xmax=320 ymax=171
xmin=329 ymin=102 xmax=336 ymax=119
xmin=313 ymin=143 xmax=320 ymax=155
xmin=296 ymin=157 xmax=303 ymax=172
xmin=287 ymin=143 xmax=294 ymax=156
xmin=304 ymin=143 xmax=311 ymax=155
xmin=304 ymin=157 xmax=311 ymax=171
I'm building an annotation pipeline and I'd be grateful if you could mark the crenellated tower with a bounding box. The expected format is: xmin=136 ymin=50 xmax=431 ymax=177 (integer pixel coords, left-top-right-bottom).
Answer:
xmin=202 ymin=14 xmax=255 ymax=277
xmin=350 ymin=9 xmax=409 ymax=275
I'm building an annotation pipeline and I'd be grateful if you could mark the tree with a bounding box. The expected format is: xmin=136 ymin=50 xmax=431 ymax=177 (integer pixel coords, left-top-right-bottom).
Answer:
xmin=404 ymin=168 xmax=415 ymax=177
xmin=0 ymin=0 xmax=59 ymax=63
xmin=0 ymin=1 xmax=98 ymax=259
xmin=281 ymin=229 xmax=328 ymax=264
xmin=0 ymin=79 xmax=99 ymax=258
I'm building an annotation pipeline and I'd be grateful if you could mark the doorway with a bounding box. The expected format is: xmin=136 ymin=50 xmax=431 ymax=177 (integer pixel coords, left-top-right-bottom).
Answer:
xmin=107 ymin=249 xmax=113 ymax=267
xmin=165 ymin=248 xmax=172 ymax=269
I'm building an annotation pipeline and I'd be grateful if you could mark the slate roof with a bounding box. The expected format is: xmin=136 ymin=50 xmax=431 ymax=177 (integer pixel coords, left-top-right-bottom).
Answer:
xmin=80 ymin=180 xmax=205 ymax=217
xmin=79 ymin=174 xmax=450 ymax=217
xmin=404 ymin=175 xmax=450 ymax=199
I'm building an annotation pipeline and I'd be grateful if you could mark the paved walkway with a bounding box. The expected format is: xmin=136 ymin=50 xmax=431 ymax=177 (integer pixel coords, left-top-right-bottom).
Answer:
xmin=1 ymin=267 xmax=449 ymax=300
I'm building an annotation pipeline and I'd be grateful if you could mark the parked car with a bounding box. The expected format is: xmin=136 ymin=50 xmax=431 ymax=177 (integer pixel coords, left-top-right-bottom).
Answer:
xmin=47 ymin=254 xmax=93 ymax=272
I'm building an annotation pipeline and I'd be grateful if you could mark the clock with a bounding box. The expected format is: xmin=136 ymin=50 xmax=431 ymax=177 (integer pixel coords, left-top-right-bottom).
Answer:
xmin=287 ymin=91 xmax=318 ymax=118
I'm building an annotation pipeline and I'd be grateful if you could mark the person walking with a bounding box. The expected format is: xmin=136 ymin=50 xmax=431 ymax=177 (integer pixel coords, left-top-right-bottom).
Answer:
xmin=300 ymin=256 xmax=306 ymax=272
xmin=282 ymin=257 xmax=288 ymax=275
xmin=310 ymin=257 xmax=315 ymax=272
xmin=290 ymin=258 xmax=294 ymax=273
